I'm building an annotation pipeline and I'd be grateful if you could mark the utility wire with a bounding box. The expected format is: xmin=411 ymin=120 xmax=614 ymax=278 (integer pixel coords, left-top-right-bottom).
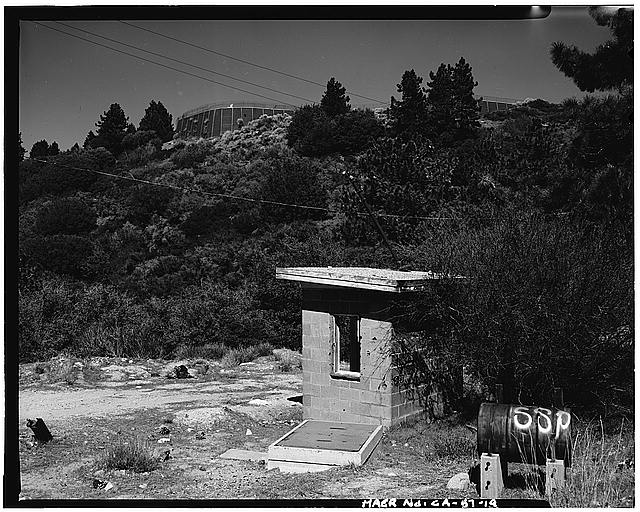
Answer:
xmin=55 ymin=22 xmax=315 ymax=105
xmin=31 ymin=158 xmax=454 ymax=222
xmin=119 ymin=20 xmax=389 ymax=106
xmin=32 ymin=22 xmax=300 ymax=109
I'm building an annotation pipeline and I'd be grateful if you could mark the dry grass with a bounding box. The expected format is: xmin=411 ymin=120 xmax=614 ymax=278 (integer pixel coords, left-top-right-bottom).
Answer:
xmin=220 ymin=343 xmax=274 ymax=368
xmin=273 ymin=348 xmax=302 ymax=372
xmin=506 ymin=418 xmax=635 ymax=507
xmin=99 ymin=437 xmax=159 ymax=473
xmin=549 ymin=419 xmax=634 ymax=507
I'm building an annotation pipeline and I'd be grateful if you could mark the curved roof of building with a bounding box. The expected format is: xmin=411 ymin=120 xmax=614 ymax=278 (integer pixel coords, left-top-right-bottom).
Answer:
xmin=178 ymin=101 xmax=296 ymax=120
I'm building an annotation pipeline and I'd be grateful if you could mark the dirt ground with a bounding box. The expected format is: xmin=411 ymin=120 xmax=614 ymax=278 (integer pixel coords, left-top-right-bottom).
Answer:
xmin=15 ymin=355 xmax=516 ymax=501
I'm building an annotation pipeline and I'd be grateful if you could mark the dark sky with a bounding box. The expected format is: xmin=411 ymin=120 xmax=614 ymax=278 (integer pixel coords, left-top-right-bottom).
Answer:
xmin=19 ymin=7 xmax=610 ymax=151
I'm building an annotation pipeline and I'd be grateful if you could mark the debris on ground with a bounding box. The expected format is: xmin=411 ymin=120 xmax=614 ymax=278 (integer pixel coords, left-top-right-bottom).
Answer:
xmin=26 ymin=418 xmax=53 ymax=443
xmin=447 ymin=472 xmax=470 ymax=490
xmin=159 ymin=449 xmax=172 ymax=462
xmin=195 ymin=432 xmax=206 ymax=440
xmin=245 ymin=429 xmax=253 ymax=436
xmin=92 ymin=478 xmax=112 ymax=490
xmin=158 ymin=425 xmax=171 ymax=435
xmin=167 ymin=365 xmax=191 ymax=379
xmin=157 ymin=437 xmax=171 ymax=444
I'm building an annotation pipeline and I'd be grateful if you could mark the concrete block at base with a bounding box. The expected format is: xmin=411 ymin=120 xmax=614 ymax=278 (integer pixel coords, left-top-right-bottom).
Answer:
xmin=545 ymin=459 xmax=566 ymax=496
xmin=447 ymin=472 xmax=470 ymax=490
xmin=480 ymin=453 xmax=504 ymax=499
xmin=267 ymin=459 xmax=336 ymax=473
xmin=219 ymin=449 xmax=267 ymax=462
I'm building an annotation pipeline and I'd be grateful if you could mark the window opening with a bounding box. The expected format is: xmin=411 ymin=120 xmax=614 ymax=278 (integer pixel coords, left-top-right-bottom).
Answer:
xmin=332 ymin=315 xmax=361 ymax=378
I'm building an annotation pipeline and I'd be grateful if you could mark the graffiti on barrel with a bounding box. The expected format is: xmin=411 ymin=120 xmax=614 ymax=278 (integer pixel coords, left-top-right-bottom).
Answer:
xmin=513 ymin=406 xmax=571 ymax=439
xmin=477 ymin=403 xmax=572 ymax=466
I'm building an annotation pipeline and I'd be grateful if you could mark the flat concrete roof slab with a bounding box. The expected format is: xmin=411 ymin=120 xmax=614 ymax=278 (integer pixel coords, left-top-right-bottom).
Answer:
xmin=276 ymin=267 xmax=464 ymax=292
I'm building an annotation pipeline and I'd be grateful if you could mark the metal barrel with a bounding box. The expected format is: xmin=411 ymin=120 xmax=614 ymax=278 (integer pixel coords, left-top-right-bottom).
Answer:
xmin=477 ymin=403 xmax=572 ymax=466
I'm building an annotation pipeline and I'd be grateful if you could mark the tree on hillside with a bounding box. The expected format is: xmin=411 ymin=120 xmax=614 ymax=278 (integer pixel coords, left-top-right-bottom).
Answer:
xmin=451 ymin=57 xmax=480 ymax=138
xmin=18 ymin=133 xmax=26 ymax=162
xmin=69 ymin=143 xmax=80 ymax=153
xmin=551 ymin=7 xmax=633 ymax=92
xmin=388 ymin=69 xmax=429 ymax=139
xmin=29 ymin=140 xmax=50 ymax=160
xmin=48 ymin=142 xmax=60 ymax=156
xmin=94 ymin=103 xmax=130 ymax=155
xmin=139 ymin=100 xmax=174 ymax=142
xmin=426 ymin=63 xmax=454 ymax=138
xmin=84 ymin=131 xmax=96 ymax=149
xmin=320 ymin=78 xmax=351 ymax=117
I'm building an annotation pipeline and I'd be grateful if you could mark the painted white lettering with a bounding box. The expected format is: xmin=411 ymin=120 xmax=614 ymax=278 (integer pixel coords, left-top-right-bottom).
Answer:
xmin=535 ymin=407 xmax=553 ymax=434
xmin=513 ymin=406 xmax=533 ymax=429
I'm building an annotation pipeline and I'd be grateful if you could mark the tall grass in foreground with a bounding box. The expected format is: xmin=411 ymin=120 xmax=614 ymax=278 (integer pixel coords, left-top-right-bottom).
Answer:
xmin=549 ymin=420 xmax=634 ymax=507
xmin=512 ymin=419 xmax=634 ymax=507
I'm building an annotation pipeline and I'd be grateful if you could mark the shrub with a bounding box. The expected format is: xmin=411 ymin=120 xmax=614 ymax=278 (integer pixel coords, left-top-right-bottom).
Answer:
xmin=171 ymin=143 xmax=210 ymax=169
xmin=273 ymin=348 xmax=302 ymax=372
xmin=33 ymin=197 xmax=97 ymax=236
xmin=220 ymin=342 xmax=274 ymax=368
xmin=259 ymin=154 xmax=328 ymax=222
xmin=100 ymin=437 xmax=159 ymax=473
xmin=339 ymin=136 xmax=456 ymax=244
xmin=400 ymin=207 xmax=633 ymax=409
xmin=287 ymin=105 xmax=384 ymax=157
xmin=121 ymin=130 xmax=161 ymax=151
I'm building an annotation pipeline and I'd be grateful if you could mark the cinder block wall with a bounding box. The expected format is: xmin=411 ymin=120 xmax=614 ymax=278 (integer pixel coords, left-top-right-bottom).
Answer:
xmin=301 ymin=285 xmax=417 ymax=427
xmin=390 ymin=358 xmax=444 ymax=424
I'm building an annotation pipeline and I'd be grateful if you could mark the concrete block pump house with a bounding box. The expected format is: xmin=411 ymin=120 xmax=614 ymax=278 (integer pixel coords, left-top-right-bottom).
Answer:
xmin=276 ymin=267 xmax=464 ymax=427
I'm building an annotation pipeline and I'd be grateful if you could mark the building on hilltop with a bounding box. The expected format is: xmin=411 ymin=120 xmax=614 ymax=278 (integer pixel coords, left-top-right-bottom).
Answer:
xmin=175 ymin=101 xmax=295 ymax=139
xmin=175 ymin=95 xmax=524 ymax=139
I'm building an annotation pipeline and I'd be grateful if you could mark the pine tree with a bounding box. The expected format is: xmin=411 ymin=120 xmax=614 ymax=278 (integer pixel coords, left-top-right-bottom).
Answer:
xmin=426 ymin=63 xmax=454 ymax=138
xmin=70 ymin=143 xmax=80 ymax=153
xmin=95 ymin=103 xmax=129 ymax=155
xmin=388 ymin=69 xmax=429 ymax=139
xmin=84 ymin=131 xmax=96 ymax=149
xmin=451 ymin=57 xmax=480 ymax=138
xmin=29 ymin=140 xmax=49 ymax=159
xmin=551 ymin=7 xmax=633 ymax=92
xmin=139 ymin=100 xmax=174 ymax=142
xmin=48 ymin=141 xmax=60 ymax=156
xmin=18 ymin=132 xmax=26 ymax=162
xmin=320 ymin=78 xmax=351 ymax=117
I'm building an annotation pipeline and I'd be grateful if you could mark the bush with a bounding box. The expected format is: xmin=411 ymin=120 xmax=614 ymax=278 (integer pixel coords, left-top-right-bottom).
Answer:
xmin=339 ymin=136 xmax=456 ymax=244
xmin=171 ymin=143 xmax=210 ymax=169
xmin=259 ymin=154 xmax=328 ymax=222
xmin=100 ymin=437 xmax=159 ymax=473
xmin=121 ymin=130 xmax=161 ymax=151
xmin=273 ymin=348 xmax=302 ymax=372
xmin=400 ymin=208 xmax=633 ymax=410
xmin=287 ymin=105 xmax=383 ymax=157
xmin=221 ymin=343 xmax=273 ymax=368
xmin=33 ymin=197 xmax=97 ymax=236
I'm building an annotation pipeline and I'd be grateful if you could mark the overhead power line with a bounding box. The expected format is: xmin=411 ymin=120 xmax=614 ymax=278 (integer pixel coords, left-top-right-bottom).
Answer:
xmin=31 ymin=158 xmax=454 ymax=222
xmin=119 ymin=20 xmax=389 ymax=106
xmin=32 ymin=22 xmax=299 ymax=108
xmin=55 ymin=22 xmax=315 ymax=105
